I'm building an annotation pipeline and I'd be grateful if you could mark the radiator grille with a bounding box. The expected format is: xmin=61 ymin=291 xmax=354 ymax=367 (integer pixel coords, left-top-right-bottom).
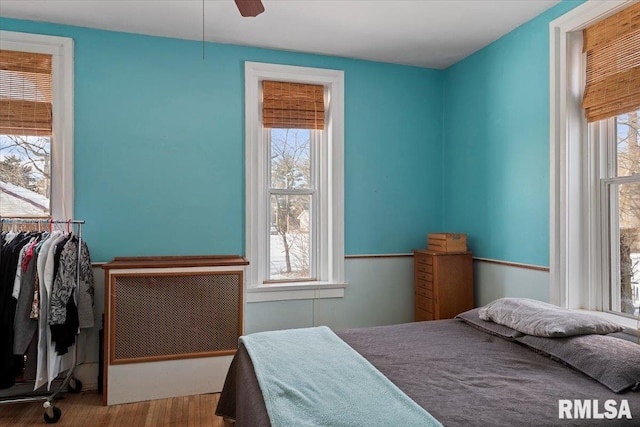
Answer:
xmin=111 ymin=272 xmax=241 ymax=362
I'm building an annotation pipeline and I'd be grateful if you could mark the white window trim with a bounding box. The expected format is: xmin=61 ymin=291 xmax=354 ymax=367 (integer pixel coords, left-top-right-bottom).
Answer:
xmin=0 ymin=30 xmax=74 ymax=219
xmin=244 ymin=61 xmax=346 ymax=303
xmin=549 ymin=1 xmax=636 ymax=317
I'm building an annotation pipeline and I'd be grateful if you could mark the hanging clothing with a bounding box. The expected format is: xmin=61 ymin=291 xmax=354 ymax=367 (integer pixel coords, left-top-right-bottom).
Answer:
xmin=37 ymin=231 xmax=75 ymax=390
xmin=13 ymin=250 xmax=39 ymax=355
xmin=34 ymin=231 xmax=63 ymax=391
xmin=11 ymin=237 xmax=35 ymax=300
xmin=0 ymin=233 xmax=32 ymax=389
xmin=49 ymin=237 xmax=95 ymax=328
xmin=1 ymin=222 xmax=94 ymax=392
xmin=50 ymin=298 xmax=78 ymax=355
xmin=49 ymin=236 xmax=77 ymax=325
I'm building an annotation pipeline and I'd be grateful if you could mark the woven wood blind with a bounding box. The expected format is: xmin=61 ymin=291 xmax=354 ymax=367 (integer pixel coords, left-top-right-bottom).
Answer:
xmin=262 ymin=80 xmax=325 ymax=129
xmin=582 ymin=2 xmax=640 ymax=122
xmin=0 ymin=50 xmax=53 ymax=136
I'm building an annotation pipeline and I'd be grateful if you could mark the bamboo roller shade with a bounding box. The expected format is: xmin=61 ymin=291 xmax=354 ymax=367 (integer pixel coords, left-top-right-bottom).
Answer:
xmin=262 ymin=80 xmax=325 ymax=129
xmin=0 ymin=50 xmax=53 ymax=136
xmin=582 ymin=2 xmax=640 ymax=122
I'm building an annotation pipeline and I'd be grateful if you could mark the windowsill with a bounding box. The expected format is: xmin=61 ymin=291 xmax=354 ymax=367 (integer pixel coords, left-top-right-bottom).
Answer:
xmin=575 ymin=309 xmax=639 ymax=335
xmin=246 ymin=281 xmax=347 ymax=303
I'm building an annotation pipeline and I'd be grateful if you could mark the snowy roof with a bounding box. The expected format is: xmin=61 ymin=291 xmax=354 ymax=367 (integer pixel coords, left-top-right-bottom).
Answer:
xmin=0 ymin=180 xmax=49 ymax=217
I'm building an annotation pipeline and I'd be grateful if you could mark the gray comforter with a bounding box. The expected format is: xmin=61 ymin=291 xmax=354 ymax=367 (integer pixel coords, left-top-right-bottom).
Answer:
xmin=216 ymin=319 xmax=640 ymax=426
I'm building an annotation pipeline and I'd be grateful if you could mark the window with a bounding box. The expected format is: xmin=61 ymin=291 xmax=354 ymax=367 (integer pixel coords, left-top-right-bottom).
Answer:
xmin=0 ymin=31 xmax=73 ymax=219
xmin=263 ymin=81 xmax=323 ymax=282
xmin=602 ymin=111 xmax=640 ymax=316
xmin=245 ymin=62 xmax=345 ymax=302
xmin=267 ymin=127 xmax=316 ymax=282
xmin=550 ymin=0 xmax=640 ymax=324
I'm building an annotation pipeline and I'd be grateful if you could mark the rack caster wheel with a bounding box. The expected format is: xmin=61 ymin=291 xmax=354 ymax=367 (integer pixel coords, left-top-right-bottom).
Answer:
xmin=44 ymin=406 xmax=61 ymax=424
xmin=68 ymin=378 xmax=82 ymax=393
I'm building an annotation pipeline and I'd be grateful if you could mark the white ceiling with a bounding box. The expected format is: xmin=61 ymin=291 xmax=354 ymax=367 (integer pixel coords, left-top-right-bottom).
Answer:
xmin=0 ymin=0 xmax=560 ymax=69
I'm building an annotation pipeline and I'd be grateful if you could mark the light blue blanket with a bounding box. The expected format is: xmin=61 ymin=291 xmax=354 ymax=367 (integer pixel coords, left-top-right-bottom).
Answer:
xmin=240 ymin=326 xmax=442 ymax=427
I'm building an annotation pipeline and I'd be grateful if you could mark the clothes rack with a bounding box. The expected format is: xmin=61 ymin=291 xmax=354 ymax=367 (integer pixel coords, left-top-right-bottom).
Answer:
xmin=0 ymin=217 xmax=87 ymax=424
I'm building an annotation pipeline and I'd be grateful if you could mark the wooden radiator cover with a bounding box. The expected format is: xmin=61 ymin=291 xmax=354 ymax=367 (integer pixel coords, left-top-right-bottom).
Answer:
xmin=102 ymin=255 xmax=248 ymax=405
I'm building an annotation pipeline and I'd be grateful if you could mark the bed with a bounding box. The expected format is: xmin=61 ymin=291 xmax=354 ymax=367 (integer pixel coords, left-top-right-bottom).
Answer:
xmin=216 ymin=299 xmax=640 ymax=426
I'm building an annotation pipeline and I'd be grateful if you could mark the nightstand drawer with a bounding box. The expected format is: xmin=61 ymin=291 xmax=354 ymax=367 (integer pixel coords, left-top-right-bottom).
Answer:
xmin=415 ymin=254 xmax=433 ymax=266
xmin=416 ymin=287 xmax=433 ymax=299
xmin=416 ymin=278 xmax=433 ymax=291
xmin=415 ymin=263 xmax=433 ymax=274
xmin=415 ymin=296 xmax=433 ymax=312
xmin=415 ymin=271 xmax=432 ymax=283
xmin=415 ymin=307 xmax=433 ymax=321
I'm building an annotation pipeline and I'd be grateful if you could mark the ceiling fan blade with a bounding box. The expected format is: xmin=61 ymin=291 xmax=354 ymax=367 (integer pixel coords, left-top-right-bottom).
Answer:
xmin=234 ymin=0 xmax=265 ymax=17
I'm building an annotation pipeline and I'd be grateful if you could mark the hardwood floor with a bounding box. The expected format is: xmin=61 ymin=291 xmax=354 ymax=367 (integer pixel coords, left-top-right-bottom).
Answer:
xmin=0 ymin=391 xmax=228 ymax=426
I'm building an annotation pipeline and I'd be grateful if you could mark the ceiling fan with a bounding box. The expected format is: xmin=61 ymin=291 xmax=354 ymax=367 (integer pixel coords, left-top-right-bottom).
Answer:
xmin=234 ymin=0 xmax=265 ymax=17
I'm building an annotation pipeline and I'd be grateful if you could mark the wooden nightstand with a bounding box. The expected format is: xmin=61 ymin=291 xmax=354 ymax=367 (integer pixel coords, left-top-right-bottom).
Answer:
xmin=413 ymin=250 xmax=474 ymax=321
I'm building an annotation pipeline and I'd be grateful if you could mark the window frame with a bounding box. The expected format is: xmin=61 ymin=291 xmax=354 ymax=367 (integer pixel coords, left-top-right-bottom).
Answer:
xmin=549 ymin=0 xmax=638 ymax=327
xmin=0 ymin=30 xmax=74 ymax=219
xmin=244 ymin=62 xmax=346 ymax=303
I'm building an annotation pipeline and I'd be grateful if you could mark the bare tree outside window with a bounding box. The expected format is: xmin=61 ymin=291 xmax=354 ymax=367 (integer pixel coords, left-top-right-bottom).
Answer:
xmin=0 ymin=135 xmax=51 ymax=217
xmin=616 ymin=110 xmax=640 ymax=315
xmin=268 ymin=128 xmax=313 ymax=280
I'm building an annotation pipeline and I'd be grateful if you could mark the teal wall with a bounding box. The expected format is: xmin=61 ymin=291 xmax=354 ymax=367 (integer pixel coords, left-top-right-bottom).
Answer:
xmin=441 ymin=1 xmax=583 ymax=267
xmin=1 ymin=2 xmax=591 ymax=332
xmin=1 ymin=2 xmax=586 ymax=267
xmin=0 ymin=18 xmax=444 ymax=262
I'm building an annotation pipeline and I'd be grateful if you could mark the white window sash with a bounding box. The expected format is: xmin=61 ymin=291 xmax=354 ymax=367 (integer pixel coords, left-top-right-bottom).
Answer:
xmin=265 ymin=128 xmax=319 ymax=282
xmin=602 ymin=173 xmax=640 ymax=314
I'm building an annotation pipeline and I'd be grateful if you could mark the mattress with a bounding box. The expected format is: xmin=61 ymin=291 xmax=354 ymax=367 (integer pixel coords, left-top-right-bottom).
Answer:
xmin=216 ymin=319 xmax=640 ymax=426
